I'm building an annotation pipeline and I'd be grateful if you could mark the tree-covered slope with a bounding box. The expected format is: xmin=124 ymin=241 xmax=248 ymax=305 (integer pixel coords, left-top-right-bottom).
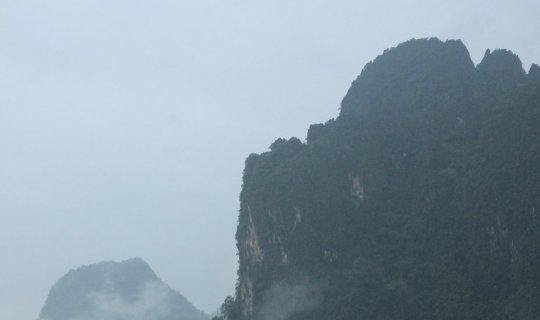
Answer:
xmin=222 ymin=38 xmax=540 ymax=320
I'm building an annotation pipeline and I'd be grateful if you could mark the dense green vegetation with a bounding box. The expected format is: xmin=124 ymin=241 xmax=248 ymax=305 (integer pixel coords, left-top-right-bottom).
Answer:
xmin=216 ymin=38 xmax=540 ymax=320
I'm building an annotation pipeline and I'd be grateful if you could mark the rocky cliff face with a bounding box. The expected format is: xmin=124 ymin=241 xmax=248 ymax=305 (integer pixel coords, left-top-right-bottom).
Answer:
xmin=38 ymin=258 xmax=207 ymax=320
xmin=232 ymin=38 xmax=540 ymax=320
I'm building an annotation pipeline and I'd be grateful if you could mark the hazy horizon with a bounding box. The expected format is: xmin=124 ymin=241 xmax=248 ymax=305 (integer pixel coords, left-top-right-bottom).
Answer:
xmin=1 ymin=1 xmax=539 ymax=319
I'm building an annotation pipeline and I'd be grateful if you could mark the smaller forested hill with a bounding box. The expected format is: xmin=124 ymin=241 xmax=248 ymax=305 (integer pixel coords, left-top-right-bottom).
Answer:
xmin=37 ymin=258 xmax=207 ymax=320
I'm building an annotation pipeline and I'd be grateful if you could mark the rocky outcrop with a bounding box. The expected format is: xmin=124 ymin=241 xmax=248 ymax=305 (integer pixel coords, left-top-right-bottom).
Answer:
xmin=529 ymin=64 xmax=540 ymax=82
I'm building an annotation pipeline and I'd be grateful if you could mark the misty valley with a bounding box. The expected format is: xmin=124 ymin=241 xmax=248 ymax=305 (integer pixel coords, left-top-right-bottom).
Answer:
xmin=33 ymin=38 xmax=540 ymax=320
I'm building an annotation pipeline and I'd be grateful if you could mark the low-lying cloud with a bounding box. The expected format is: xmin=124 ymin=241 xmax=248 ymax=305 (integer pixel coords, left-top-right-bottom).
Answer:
xmin=257 ymin=276 xmax=320 ymax=320
xmin=80 ymin=281 xmax=173 ymax=320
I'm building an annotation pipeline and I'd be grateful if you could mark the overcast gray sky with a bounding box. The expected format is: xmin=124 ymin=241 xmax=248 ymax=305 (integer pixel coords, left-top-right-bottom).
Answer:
xmin=1 ymin=0 xmax=539 ymax=319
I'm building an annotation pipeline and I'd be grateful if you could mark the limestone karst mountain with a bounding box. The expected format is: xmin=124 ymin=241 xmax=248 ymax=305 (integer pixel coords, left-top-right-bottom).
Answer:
xmin=38 ymin=258 xmax=207 ymax=320
xmin=215 ymin=38 xmax=540 ymax=320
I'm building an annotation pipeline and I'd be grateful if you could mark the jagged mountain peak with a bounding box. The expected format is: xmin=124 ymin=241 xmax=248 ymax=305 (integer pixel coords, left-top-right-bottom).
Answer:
xmin=529 ymin=63 xmax=540 ymax=82
xmin=476 ymin=48 xmax=526 ymax=91
xmin=340 ymin=38 xmax=475 ymax=116
xmin=478 ymin=48 xmax=524 ymax=73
